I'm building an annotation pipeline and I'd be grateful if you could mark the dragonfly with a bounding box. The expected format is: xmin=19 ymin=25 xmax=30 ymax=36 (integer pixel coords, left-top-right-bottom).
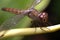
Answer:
xmin=2 ymin=8 xmax=49 ymax=27
xmin=0 ymin=0 xmax=51 ymax=37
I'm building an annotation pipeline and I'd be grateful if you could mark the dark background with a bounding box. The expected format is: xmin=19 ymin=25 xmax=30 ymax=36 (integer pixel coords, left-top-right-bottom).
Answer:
xmin=23 ymin=0 xmax=60 ymax=40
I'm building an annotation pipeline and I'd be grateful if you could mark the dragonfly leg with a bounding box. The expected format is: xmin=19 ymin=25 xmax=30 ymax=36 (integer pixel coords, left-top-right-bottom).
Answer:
xmin=40 ymin=27 xmax=50 ymax=32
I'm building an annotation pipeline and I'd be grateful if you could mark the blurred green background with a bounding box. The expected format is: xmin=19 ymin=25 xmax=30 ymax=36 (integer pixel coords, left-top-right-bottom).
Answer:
xmin=0 ymin=0 xmax=60 ymax=40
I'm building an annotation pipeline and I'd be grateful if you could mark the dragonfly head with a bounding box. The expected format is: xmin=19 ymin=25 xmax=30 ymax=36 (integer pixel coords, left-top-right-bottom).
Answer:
xmin=38 ymin=12 xmax=48 ymax=22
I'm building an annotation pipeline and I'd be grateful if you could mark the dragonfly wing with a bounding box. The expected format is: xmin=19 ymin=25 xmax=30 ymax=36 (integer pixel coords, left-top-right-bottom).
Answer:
xmin=30 ymin=0 xmax=41 ymax=9
xmin=0 ymin=14 xmax=26 ymax=31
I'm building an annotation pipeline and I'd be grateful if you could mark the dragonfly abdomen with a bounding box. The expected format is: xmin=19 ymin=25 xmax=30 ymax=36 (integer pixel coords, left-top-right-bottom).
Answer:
xmin=2 ymin=8 xmax=32 ymax=15
xmin=2 ymin=8 xmax=25 ymax=14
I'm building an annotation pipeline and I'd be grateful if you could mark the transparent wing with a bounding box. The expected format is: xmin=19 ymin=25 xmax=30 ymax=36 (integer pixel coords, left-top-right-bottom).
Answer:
xmin=0 ymin=14 xmax=26 ymax=31
xmin=30 ymin=0 xmax=41 ymax=9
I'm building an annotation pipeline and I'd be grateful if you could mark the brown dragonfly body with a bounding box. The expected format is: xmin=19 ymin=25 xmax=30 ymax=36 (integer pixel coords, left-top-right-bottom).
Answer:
xmin=2 ymin=8 xmax=48 ymax=22
xmin=2 ymin=8 xmax=49 ymax=27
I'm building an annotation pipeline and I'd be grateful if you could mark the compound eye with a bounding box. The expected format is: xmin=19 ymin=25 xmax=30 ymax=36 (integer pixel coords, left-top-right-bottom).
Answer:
xmin=38 ymin=12 xmax=48 ymax=22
